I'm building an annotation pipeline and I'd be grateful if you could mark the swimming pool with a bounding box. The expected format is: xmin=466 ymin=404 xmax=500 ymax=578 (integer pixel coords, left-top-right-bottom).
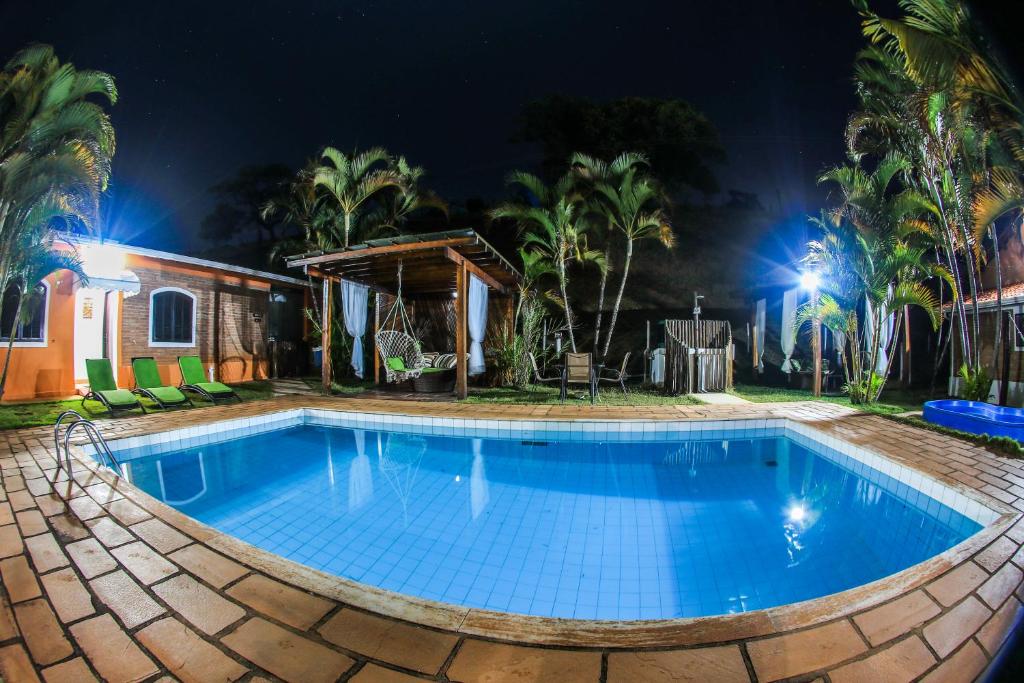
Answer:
xmin=101 ymin=411 xmax=990 ymax=621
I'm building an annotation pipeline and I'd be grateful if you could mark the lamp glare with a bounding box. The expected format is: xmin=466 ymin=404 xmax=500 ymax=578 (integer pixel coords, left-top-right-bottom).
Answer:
xmin=800 ymin=271 xmax=821 ymax=291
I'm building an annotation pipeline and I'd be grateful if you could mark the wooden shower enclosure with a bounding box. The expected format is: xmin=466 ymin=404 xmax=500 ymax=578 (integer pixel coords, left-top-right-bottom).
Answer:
xmin=663 ymin=320 xmax=734 ymax=394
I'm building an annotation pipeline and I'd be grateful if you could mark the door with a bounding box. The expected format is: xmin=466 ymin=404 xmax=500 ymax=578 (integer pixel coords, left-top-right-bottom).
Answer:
xmin=73 ymin=287 xmax=108 ymax=381
xmin=267 ymin=286 xmax=306 ymax=377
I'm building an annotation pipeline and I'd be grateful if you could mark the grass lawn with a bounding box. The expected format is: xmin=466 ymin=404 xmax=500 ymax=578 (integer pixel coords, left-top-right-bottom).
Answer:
xmin=0 ymin=379 xmax=281 ymax=431
xmin=464 ymin=384 xmax=703 ymax=406
xmin=729 ymin=383 xmax=928 ymax=415
xmin=330 ymin=379 xmax=375 ymax=395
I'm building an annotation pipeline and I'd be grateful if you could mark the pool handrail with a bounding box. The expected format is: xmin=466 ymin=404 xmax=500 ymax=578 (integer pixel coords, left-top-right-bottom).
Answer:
xmin=61 ymin=418 xmax=122 ymax=477
xmin=54 ymin=409 xmax=85 ymax=475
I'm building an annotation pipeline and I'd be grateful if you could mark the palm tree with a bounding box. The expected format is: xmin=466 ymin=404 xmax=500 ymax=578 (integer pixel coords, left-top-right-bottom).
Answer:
xmin=818 ymin=156 xmax=959 ymax=397
xmin=856 ymin=0 xmax=1023 ymax=161
xmin=974 ymin=169 xmax=1024 ymax=234
xmin=261 ymin=161 xmax=342 ymax=325
xmin=577 ymin=154 xmax=674 ymax=358
xmin=570 ymin=151 xmax=649 ymax=355
xmin=0 ymin=235 xmax=84 ymax=398
xmin=800 ymin=208 xmax=953 ymax=403
xmin=264 ymin=161 xmax=339 ymax=251
xmin=0 ymin=44 xmax=116 ymax=345
xmin=491 ymin=172 xmax=603 ymax=352
xmin=846 ymin=47 xmax=976 ymax=364
xmin=513 ymin=247 xmax=557 ymax=333
xmin=851 ymin=0 xmax=1024 ymax=390
xmin=363 ymin=156 xmax=448 ymax=233
xmin=312 ymin=147 xmax=406 ymax=248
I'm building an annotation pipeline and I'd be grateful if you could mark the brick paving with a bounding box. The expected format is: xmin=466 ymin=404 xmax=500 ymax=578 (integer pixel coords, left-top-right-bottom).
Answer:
xmin=0 ymin=395 xmax=1022 ymax=682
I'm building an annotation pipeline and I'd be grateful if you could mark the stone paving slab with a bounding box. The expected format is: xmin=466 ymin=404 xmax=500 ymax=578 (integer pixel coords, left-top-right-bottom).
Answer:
xmin=0 ymin=394 xmax=1021 ymax=682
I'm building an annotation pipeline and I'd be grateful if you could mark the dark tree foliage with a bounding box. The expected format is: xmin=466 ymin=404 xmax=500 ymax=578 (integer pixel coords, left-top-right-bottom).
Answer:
xmin=200 ymin=163 xmax=293 ymax=243
xmin=514 ymin=95 xmax=726 ymax=195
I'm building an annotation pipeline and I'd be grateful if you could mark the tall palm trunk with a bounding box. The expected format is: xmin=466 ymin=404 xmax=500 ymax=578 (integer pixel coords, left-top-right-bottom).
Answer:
xmin=557 ymin=257 xmax=577 ymax=352
xmin=938 ymin=151 xmax=982 ymax=369
xmin=866 ymin=298 xmax=883 ymax=403
xmin=0 ymin=288 xmax=25 ymax=400
xmin=601 ymin=238 xmax=633 ymax=359
xmin=306 ymin=274 xmax=322 ymax=328
xmin=926 ymin=174 xmax=971 ymax=362
xmin=964 ymin=241 xmax=982 ymax=369
xmin=837 ymin=333 xmax=850 ymax=389
xmin=931 ymin=322 xmax=953 ymax=398
xmin=875 ymin=308 xmax=905 ymax=402
xmin=344 ymin=213 xmax=352 ymax=247
xmin=0 ymin=244 xmax=11 ymax=331
xmin=930 ymin=247 xmax=948 ymax=395
xmin=592 ymin=242 xmax=612 ymax=354
xmin=990 ymin=224 xmax=1003 ymax=374
xmin=848 ymin=317 xmax=864 ymax=404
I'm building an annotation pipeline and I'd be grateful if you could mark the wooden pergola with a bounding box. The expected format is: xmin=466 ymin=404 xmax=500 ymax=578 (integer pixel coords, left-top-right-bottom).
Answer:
xmin=286 ymin=230 xmax=523 ymax=398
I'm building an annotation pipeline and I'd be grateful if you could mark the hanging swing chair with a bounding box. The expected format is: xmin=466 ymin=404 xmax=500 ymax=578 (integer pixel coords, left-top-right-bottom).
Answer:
xmin=376 ymin=261 xmax=427 ymax=383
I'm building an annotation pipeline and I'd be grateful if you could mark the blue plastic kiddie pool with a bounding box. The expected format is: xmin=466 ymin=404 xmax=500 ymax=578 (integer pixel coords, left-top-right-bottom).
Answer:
xmin=923 ymin=400 xmax=1024 ymax=441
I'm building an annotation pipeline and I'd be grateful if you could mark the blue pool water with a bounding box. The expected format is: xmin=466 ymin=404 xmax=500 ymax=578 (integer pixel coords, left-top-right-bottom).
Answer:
xmin=121 ymin=424 xmax=981 ymax=620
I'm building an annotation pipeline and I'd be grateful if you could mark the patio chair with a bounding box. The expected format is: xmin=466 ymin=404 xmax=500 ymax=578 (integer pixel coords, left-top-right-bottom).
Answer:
xmin=131 ymin=357 xmax=192 ymax=410
xmin=529 ymin=353 xmax=560 ymax=386
xmin=83 ymin=358 xmax=145 ymax=415
xmin=177 ymin=356 xmax=241 ymax=404
xmin=599 ymin=352 xmax=632 ymax=395
xmin=562 ymin=352 xmax=596 ymax=404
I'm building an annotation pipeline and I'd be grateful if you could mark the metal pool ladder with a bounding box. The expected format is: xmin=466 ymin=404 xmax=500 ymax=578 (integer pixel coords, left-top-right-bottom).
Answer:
xmin=54 ymin=410 xmax=123 ymax=478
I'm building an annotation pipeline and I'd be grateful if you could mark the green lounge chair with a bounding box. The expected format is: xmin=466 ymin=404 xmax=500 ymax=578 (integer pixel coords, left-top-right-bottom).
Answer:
xmin=83 ymin=358 xmax=145 ymax=415
xmin=177 ymin=356 xmax=240 ymax=403
xmin=131 ymin=357 xmax=192 ymax=410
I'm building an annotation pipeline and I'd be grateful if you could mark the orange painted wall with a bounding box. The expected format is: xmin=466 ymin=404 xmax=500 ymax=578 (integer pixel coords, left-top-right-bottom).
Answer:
xmin=0 ymin=272 xmax=77 ymax=401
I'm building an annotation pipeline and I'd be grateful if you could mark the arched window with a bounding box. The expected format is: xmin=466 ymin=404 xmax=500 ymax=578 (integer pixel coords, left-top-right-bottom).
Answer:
xmin=149 ymin=287 xmax=196 ymax=347
xmin=0 ymin=281 xmax=49 ymax=347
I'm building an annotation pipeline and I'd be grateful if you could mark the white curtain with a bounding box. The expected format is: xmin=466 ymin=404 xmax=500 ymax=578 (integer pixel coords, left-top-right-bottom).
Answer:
xmin=780 ymin=288 xmax=798 ymax=373
xmin=864 ymin=288 xmax=894 ymax=375
xmin=468 ymin=275 xmax=488 ymax=375
xmin=341 ymin=280 xmax=369 ymax=378
xmin=877 ymin=299 xmax=894 ymax=374
xmin=755 ymin=298 xmax=767 ymax=372
xmin=832 ymin=329 xmax=846 ymax=363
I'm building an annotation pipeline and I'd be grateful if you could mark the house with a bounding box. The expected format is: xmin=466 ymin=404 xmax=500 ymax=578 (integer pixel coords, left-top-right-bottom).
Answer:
xmin=943 ymin=235 xmax=1024 ymax=404
xmin=949 ymin=281 xmax=1024 ymax=405
xmin=0 ymin=235 xmax=309 ymax=402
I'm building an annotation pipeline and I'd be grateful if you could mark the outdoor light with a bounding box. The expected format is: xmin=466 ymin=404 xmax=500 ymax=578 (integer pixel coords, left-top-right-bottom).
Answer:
xmin=799 ymin=271 xmax=821 ymax=291
xmin=801 ymin=269 xmax=824 ymax=398
xmin=81 ymin=242 xmax=126 ymax=279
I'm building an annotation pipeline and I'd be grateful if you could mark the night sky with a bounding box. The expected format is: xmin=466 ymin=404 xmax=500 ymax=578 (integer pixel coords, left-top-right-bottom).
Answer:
xmin=0 ymin=1 xmax=1017 ymax=253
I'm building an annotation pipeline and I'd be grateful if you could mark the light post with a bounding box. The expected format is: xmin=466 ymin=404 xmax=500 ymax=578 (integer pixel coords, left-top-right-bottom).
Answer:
xmin=800 ymin=271 xmax=822 ymax=397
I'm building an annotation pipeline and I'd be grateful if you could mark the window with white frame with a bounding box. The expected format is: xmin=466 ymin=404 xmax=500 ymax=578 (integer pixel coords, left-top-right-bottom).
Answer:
xmin=149 ymin=287 xmax=196 ymax=347
xmin=0 ymin=281 xmax=49 ymax=347
xmin=1013 ymin=308 xmax=1024 ymax=351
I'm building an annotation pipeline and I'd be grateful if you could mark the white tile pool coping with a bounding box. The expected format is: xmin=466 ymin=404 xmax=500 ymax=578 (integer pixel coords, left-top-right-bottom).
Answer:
xmin=87 ymin=407 xmax=1001 ymax=528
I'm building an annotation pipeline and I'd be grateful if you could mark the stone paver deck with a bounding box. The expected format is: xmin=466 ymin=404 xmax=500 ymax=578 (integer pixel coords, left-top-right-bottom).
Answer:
xmin=1 ymin=395 xmax=1022 ymax=682
xmin=694 ymin=392 xmax=751 ymax=405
